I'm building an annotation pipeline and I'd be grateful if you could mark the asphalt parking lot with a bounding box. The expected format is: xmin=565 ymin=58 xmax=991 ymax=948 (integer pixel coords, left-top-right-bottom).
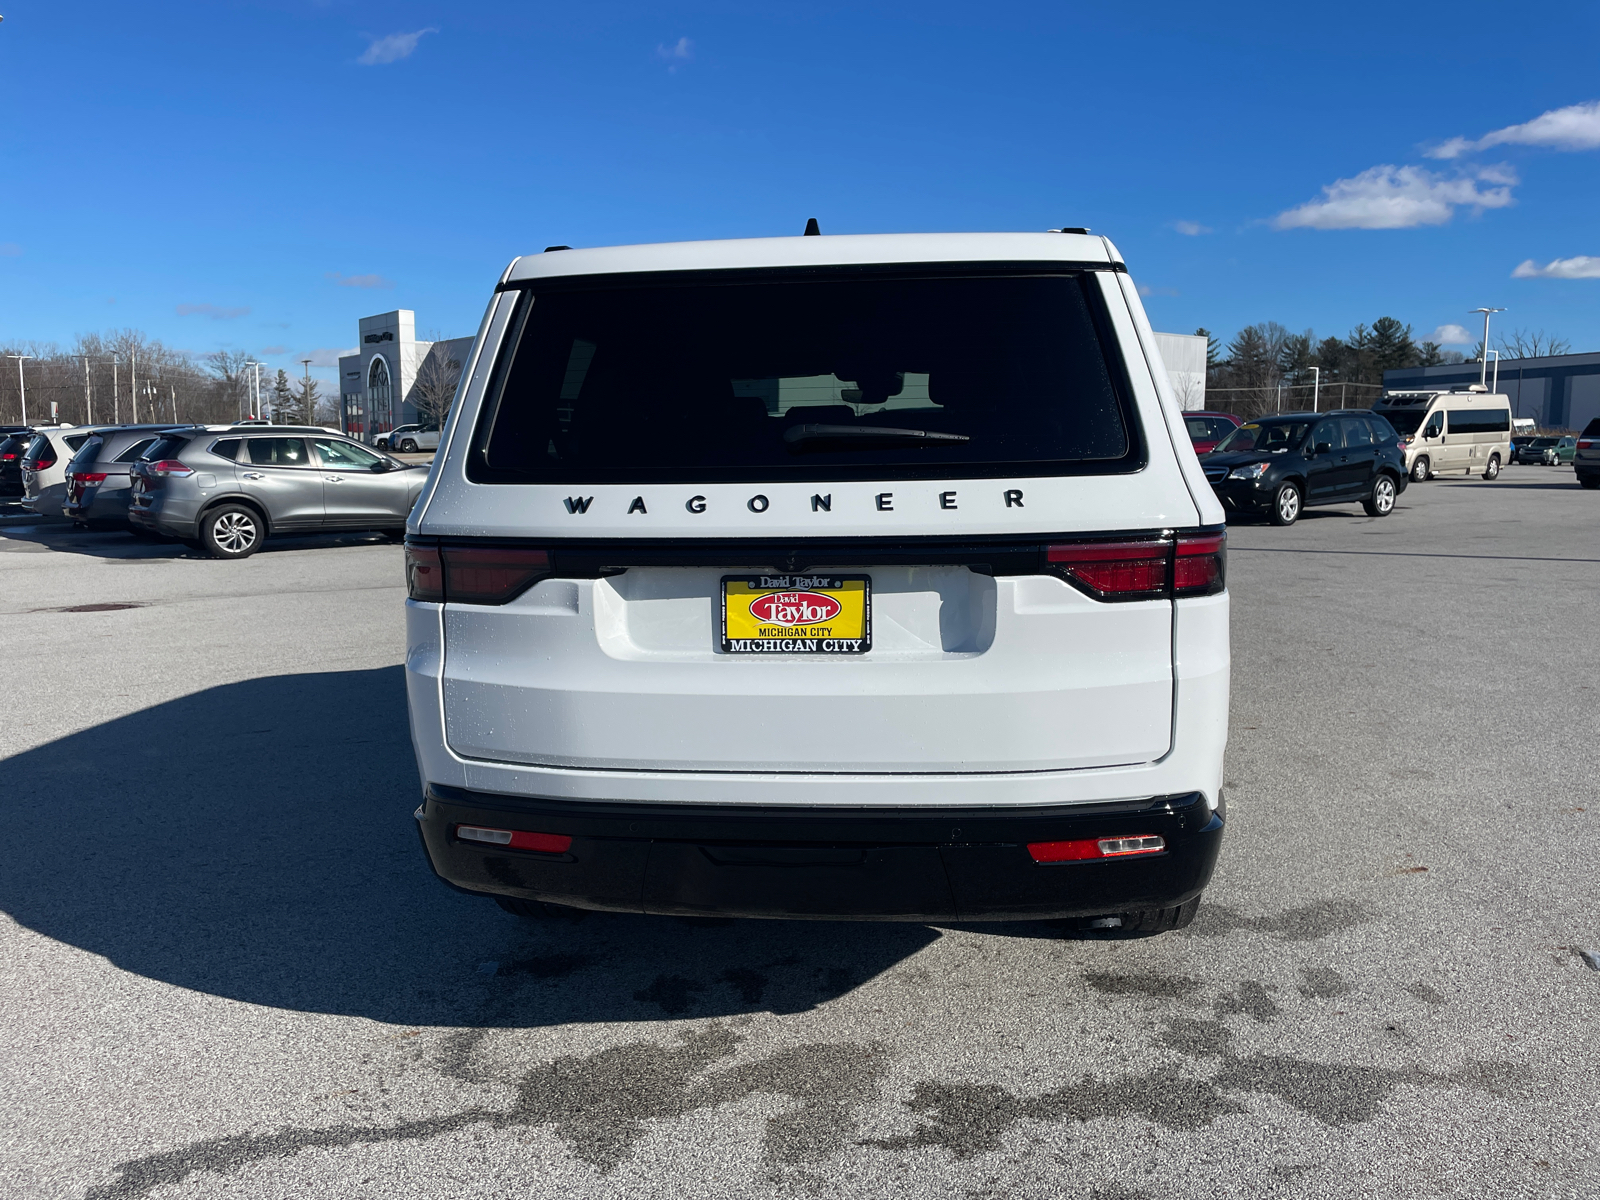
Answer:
xmin=2 ymin=469 xmax=1597 ymax=1200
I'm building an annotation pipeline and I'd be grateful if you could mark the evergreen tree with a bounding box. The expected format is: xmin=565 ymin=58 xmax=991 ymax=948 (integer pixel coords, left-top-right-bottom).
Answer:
xmin=272 ymin=369 xmax=292 ymax=422
xmin=1195 ymin=328 xmax=1220 ymax=370
xmin=1420 ymin=342 xmax=1444 ymax=367
xmin=1369 ymin=316 xmax=1419 ymax=374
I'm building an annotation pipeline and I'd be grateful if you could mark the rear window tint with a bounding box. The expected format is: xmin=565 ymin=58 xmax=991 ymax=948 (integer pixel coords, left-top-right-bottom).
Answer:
xmin=143 ymin=436 xmax=191 ymax=460
xmin=115 ymin=438 xmax=159 ymax=463
xmin=210 ymin=438 xmax=242 ymax=461
xmin=68 ymin=437 xmax=105 ymax=468
xmin=1583 ymin=418 xmax=1600 ymax=438
xmin=471 ymin=271 xmax=1140 ymax=484
xmin=1367 ymin=412 xmax=1398 ymax=441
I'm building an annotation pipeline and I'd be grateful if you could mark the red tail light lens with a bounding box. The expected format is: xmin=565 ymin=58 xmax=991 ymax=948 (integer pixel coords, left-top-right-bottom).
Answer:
xmin=1028 ymin=834 xmax=1165 ymax=863
xmin=1174 ymin=532 xmax=1226 ymax=596
xmin=1579 ymin=439 xmax=1595 ymax=450
xmin=405 ymin=543 xmax=551 ymax=604
xmin=454 ymin=825 xmax=572 ymax=854
xmin=405 ymin=545 xmax=445 ymax=602
xmin=1046 ymin=540 xmax=1168 ymax=599
xmin=147 ymin=460 xmax=193 ymax=477
xmin=70 ymin=471 xmax=108 ymax=484
xmin=0 ymin=452 xmax=17 ymax=461
xmin=27 ymin=455 xmax=56 ymax=471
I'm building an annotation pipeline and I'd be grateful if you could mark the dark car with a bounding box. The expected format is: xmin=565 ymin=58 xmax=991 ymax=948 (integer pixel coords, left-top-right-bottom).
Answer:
xmin=1200 ymin=410 xmax=1408 ymax=526
xmin=1512 ymin=436 xmax=1574 ymax=466
xmin=1575 ymin=420 xmax=1600 ymax=489
xmin=1183 ymin=411 xmax=1243 ymax=455
xmin=0 ymin=429 xmax=34 ymax=500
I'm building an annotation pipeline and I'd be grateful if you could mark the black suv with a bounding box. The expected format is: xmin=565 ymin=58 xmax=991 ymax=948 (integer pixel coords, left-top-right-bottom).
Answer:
xmin=1200 ymin=410 xmax=1408 ymax=526
xmin=0 ymin=428 xmax=34 ymax=501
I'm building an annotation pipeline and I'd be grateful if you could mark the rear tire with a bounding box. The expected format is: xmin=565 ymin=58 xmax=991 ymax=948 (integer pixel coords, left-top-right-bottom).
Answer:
xmin=1269 ymin=482 xmax=1302 ymax=526
xmin=400 ymin=438 xmax=419 ymax=453
xmin=200 ymin=504 xmax=263 ymax=559
xmin=1410 ymin=457 xmax=1430 ymax=483
xmin=1363 ymin=473 xmax=1397 ymax=517
xmin=1482 ymin=454 xmax=1501 ymax=481
xmin=1581 ymin=475 xmax=1600 ymax=490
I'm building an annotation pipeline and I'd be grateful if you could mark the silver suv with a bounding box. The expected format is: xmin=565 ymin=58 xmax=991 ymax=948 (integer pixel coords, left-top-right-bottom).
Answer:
xmin=63 ymin=425 xmax=193 ymax=529
xmin=129 ymin=425 xmax=428 ymax=557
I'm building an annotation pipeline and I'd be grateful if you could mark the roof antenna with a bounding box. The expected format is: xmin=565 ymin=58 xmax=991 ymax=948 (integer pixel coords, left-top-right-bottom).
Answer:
xmin=803 ymin=217 xmax=821 ymax=236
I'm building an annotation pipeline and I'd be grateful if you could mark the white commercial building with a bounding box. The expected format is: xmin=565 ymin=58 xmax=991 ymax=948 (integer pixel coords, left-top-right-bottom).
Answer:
xmin=1151 ymin=332 xmax=1208 ymax=411
xmin=339 ymin=310 xmax=473 ymax=443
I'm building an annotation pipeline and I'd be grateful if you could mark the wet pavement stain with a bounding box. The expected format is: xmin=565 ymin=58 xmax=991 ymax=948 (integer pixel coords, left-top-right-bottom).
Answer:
xmin=1405 ymin=982 xmax=1447 ymax=1005
xmin=1082 ymin=972 xmax=1201 ymax=1000
xmin=722 ymin=966 xmax=769 ymax=1004
xmin=634 ymin=973 xmax=707 ymax=1014
xmin=1214 ymin=980 xmax=1280 ymax=1023
xmin=1297 ymin=966 xmax=1352 ymax=999
xmin=1190 ymin=898 xmax=1371 ymax=941
xmin=501 ymin=954 xmax=591 ymax=980
xmin=85 ymin=1025 xmax=891 ymax=1198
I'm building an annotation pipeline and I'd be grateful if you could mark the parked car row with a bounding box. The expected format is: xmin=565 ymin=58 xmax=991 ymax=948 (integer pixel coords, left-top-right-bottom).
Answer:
xmin=1511 ymin=435 xmax=1577 ymax=466
xmin=2 ymin=422 xmax=428 ymax=558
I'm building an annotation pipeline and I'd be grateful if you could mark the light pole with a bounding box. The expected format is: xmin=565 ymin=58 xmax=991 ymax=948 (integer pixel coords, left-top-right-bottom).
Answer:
xmin=244 ymin=361 xmax=264 ymax=420
xmin=1469 ymin=307 xmax=1504 ymax=388
xmin=1308 ymin=366 xmax=1320 ymax=412
xmin=1486 ymin=350 xmax=1500 ymax=393
xmin=112 ymin=354 xmax=120 ymax=423
xmin=301 ymin=359 xmax=312 ymax=425
xmin=130 ymin=349 xmax=138 ymax=422
xmin=82 ymin=356 xmax=93 ymax=424
xmin=5 ymin=354 xmax=31 ymax=424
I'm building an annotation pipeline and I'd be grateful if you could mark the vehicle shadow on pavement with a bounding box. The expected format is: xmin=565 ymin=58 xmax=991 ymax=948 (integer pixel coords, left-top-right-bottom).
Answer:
xmin=0 ymin=520 xmax=396 ymax=561
xmin=0 ymin=667 xmax=939 ymax=1027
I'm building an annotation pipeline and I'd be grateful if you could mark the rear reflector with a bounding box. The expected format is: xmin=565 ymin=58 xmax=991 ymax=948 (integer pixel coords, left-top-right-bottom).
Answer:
xmin=405 ymin=543 xmax=550 ymax=605
xmin=454 ymin=825 xmax=573 ymax=854
xmin=1047 ymin=532 xmax=1225 ymax=600
xmin=1027 ymin=834 xmax=1166 ymax=863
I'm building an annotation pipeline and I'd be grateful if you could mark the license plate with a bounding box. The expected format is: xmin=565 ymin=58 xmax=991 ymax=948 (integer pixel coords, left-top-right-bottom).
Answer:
xmin=722 ymin=575 xmax=871 ymax=654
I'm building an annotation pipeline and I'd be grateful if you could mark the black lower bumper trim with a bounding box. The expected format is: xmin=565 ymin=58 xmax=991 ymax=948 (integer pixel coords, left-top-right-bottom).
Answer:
xmin=416 ymin=785 xmax=1224 ymax=922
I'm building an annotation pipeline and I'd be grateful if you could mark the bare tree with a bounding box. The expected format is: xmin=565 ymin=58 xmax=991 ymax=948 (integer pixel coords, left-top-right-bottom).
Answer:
xmin=1496 ymin=329 xmax=1572 ymax=360
xmin=207 ymin=350 xmax=255 ymax=420
xmin=412 ymin=333 xmax=464 ymax=427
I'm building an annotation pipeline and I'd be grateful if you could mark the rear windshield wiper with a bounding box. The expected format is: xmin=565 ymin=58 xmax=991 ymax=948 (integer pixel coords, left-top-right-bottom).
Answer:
xmin=783 ymin=424 xmax=971 ymax=450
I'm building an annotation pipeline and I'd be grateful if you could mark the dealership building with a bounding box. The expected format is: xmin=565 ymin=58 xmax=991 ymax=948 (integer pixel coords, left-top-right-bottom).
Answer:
xmin=1383 ymin=350 xmax=1600 ymax=431
xmin=338 ymin=310 xmax=473 ymax=442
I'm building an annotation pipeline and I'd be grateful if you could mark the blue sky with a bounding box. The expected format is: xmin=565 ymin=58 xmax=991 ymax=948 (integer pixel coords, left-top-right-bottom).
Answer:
xmin=2 ymin=1 xmax=1597 ymax=389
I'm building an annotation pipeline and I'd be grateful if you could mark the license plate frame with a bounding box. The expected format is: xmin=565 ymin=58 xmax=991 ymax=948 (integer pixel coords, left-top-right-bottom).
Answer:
xmin=721 ymin=574 xmax=872 ymax=655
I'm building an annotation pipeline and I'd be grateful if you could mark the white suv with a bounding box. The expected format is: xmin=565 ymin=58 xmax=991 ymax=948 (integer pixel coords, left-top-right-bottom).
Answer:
xmin=406 ymin=231 xmax=1229 ymax=930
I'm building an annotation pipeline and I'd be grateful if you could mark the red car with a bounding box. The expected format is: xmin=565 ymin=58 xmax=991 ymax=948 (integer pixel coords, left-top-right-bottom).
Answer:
xmin=1184 ymin=411 xmax=1243 ymax=455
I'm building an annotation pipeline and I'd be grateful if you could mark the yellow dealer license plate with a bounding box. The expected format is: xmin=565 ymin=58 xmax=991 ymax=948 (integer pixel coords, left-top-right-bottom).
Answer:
xmin=722 ymin=575 xmax=871 ymax=655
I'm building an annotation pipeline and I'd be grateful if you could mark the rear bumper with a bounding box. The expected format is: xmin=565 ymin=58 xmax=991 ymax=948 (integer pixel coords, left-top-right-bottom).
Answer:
xmin=415 ymin=785 xmax=1224 ymax=921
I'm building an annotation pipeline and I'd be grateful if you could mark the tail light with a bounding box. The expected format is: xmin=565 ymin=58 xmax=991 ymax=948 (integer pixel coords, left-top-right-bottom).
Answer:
xmin=0 ymin=451 xmax=17 ymax=461
xmin=1579 ymin=439 xmax=1595 ymax=450
xmin=1174 ymin=532 xmax=1226 ymax=595
xmin=26 ymin=455 xmax=56 ymax=471
xmin=1047 ymin=531 xmax=1225 ymax=601
xmin=145 ymin=460 xmax=193 ymax=477
xmin=1028 ymin=834 xmax=1166 ymax=863
xmin=454 ymin=825 xmax=572 ymax=854
xmin=405 ymin=543 xmax=551 ymax=604
xmin=69 ymin=471 xmax=108 ymax=484
xmin=1047 ymin=540 xmax=1168 ymax=599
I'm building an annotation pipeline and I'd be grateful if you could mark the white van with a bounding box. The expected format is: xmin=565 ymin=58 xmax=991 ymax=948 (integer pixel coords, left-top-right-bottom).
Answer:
xmin=405 ymin=231 xmax=1228 ymax=931
xmin=1373 ymin=389 xmax=1513 ymax=482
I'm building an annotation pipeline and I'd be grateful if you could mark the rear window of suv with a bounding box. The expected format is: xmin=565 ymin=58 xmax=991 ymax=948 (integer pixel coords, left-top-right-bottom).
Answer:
xmin=470 ymin=270 xmax=1141 ymax=484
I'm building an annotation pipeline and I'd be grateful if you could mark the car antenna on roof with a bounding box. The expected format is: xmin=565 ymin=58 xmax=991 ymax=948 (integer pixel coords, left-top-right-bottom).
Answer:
xmin=803 ymin=217 xmax=821 ymax=236
xmin=1057 ymin=226 xmax=1090 ymax=234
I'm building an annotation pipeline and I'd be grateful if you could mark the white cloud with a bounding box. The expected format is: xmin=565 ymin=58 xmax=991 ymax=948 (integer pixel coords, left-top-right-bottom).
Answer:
xmin=1171 ymin=220 xmax=1211 ymax=236
xmin=326 ymin=271 xmax=395 ymax=289
xmin=1272 ymin=164 xmax=1516 ymax=230
xmin=1429 ymin=324 xmax=1474 ymax=345
xmin=259 ymin=344 xmax=289 ymax=356
xmin=0 ymin=242 xmax=20 ymax=257
xmin=1511 ymin=255 xmax=1600 ymax=279
xmin=1428 ymin=100 xmax=1600 ymax=159
xmin=176 ymin=303 xmax=251 ymax=319
xmin=302 ymin=347 xmax=359 ymax=368
xmin=657 ymin=36 xmax=692 ymax=61
xmin=358 ymin=28 xmax=437 ymax=66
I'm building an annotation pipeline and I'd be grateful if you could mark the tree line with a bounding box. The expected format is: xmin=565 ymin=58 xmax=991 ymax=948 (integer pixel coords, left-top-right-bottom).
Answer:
xmin=0 ymin=330 xmax=337 ymax=427
xmin=1194 ymin=319 xmax=1571 ymax=416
